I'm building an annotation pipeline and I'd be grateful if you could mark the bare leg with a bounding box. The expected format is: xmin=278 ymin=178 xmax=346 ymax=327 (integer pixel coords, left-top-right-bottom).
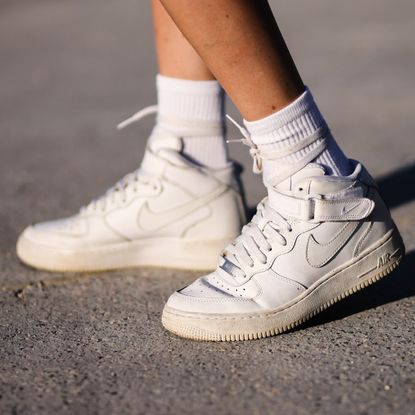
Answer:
xmin=158 ymin=0 xmax=304 ymax=120
xmin=157 ymin=0 xmax=350 ymax=179
xmin=152 ymin=0 xmax=214 ymax=81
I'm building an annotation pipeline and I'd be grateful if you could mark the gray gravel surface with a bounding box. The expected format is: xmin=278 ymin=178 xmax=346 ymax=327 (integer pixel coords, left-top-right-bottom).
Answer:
xmin=1 ymin=1 xmax=414 ymax=414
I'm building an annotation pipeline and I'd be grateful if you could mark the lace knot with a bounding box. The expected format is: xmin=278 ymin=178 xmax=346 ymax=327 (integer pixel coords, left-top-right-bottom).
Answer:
xmin=249 ymin=147 xmax=262 ymax=173
xmin=226 ymin=114 xmax=263 ymax=174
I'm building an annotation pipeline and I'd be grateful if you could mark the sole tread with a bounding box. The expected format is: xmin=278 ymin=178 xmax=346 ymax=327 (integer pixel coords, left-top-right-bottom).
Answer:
xmin=163 ymin=255 xmax=403 ymax=342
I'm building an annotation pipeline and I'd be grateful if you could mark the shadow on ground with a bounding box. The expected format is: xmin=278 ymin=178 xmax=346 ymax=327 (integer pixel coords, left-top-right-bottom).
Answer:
xmin=304 ymin=162 xmax=415 ymax=328
xmin=377 ymin=162 xmax=415 ymax=209
xmin=244 ymin=161 xmax=415 ymax=330
xmin=302 ymin=250 xmax=415 ymax=329
xmin=4 ymin=162 xmax=415 ymax=332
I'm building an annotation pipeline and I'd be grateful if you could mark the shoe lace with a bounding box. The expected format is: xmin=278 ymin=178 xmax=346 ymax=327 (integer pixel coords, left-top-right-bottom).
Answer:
xmin=81 ymin=105 xmax=159 ymax=213
xmin=81 ymin=169 xmax=158 ymax=213
xmin=226 ymin=115 xmax=263 ymax=173
xmin=220 ymin=116 xmax=332 ymax=277
xmin=223 ymin=200 xmax=292 ymax=272
xmin=226 ymin=114 xmax=328 ymax=186
xmin=116 ymin=105 xmax=158 ymax=130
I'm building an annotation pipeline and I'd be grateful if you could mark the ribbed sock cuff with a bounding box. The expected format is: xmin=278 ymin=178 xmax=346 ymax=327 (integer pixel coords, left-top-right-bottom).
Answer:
xmin=156 ymin=75 xmax=229 ymax=169
xmin=243 ymin=87 xmax=350 ymax=177
xmin=244 ymin=87 xmax=324 ymax=145
xmin=157 ymin=75 xmax=225 ymax=125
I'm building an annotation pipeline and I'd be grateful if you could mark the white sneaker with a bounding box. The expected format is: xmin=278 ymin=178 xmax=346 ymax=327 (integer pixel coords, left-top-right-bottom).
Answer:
xmin=16 ymin=129 xmax=246 ymax=272
xmin=162 ymin=161 xmax=405 ymax=341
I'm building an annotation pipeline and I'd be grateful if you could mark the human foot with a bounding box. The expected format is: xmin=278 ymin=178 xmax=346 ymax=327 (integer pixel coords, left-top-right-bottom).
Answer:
xmin=16 ymin=129 xmax=246 ymax=272
xmin=162 ymin=161 xmax=404 ymax=341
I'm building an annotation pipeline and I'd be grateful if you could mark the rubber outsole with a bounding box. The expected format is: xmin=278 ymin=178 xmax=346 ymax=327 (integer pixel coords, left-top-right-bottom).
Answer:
xmin=16 ymin=234 xmax=233 ymax=273
xmin=162 ymin=229 xmax=405 ymax=341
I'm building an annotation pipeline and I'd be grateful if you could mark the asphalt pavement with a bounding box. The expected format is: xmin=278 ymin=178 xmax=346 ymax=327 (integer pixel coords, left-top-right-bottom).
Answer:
xmin=1 ymin=1 xmax=414 ymax=414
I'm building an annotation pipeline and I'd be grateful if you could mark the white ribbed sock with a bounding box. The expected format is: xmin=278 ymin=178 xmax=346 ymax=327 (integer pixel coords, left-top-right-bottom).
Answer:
xmin=244 ymin=88 xmax=351 ymax=183
xmin=156 ymin=75 xmax=229 ymax=169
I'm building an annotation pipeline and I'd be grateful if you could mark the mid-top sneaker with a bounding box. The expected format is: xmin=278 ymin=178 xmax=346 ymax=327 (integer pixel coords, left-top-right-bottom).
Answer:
xmin=16 ymin=129 xmax=246 ymax=272
xmin=162 ymin=161 xmax=405 ymax=341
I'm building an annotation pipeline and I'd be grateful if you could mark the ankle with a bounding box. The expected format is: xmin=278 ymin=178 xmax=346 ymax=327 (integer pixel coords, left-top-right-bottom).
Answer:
xmin=244 ymin=87 xmax=351 ymax=183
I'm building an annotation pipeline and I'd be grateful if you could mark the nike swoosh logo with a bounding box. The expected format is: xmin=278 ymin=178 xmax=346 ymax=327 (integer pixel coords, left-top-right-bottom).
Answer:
xmin=306 ymin=221 xmax=360 ymax=268
xmin=341 ymin=203 xmax=360 ymax=216
xmin=137 ymin=185 xmax=228 ymax=232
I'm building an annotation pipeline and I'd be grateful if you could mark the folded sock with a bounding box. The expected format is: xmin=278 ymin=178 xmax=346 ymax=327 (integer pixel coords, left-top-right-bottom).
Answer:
xmin=156 ymin=74 xmax=229 ymax=169
xmin=244 ymin=87 xmax=351 ymax=184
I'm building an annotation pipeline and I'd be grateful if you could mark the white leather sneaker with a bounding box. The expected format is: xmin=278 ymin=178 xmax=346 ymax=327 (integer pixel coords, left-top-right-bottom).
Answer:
xmin=16 ymin=128 xmax=246 ymax=272
xmin=162 ymin=161 xmax=405 ymax=341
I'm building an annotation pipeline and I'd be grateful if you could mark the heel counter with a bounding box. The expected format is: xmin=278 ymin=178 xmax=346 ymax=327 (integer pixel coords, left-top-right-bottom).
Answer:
xmin=371 ymin=186 xmax=395 ymax=229
xmin=354 ymin=186 xmax=396 ymax=256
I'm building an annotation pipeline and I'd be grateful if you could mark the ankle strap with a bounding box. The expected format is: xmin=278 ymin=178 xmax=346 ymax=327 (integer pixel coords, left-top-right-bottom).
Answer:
xmin=269 ymin=190 xmax=375 ymax=222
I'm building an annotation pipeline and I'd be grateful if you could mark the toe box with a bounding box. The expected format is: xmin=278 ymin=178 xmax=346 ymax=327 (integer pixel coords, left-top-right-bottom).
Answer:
xmin=165 ymin=273 xmax=261 ymax=315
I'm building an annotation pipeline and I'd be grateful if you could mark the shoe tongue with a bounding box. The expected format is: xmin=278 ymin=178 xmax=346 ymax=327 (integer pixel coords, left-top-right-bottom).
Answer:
xmin=218 ymin=256 xmax=245 ymax=280
xmin=275 ymin=163 xmax=326 ymax=192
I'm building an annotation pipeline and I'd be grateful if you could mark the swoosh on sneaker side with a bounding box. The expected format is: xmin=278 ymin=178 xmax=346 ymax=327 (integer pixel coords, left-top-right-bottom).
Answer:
xmin=137 ymin=184 xmax=229 ymax=232
xmin=341 ymin=202 xmax=361 ymax=216
xmin=306 ymin=221 xmax=360 ymax=268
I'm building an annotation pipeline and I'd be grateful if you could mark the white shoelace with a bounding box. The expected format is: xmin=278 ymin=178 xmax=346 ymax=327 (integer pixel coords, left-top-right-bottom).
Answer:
xmin=226 ymin=115 xmax=263 ymax=173
xmin=81 ymin=169 xmax=157 ymax=213
xmin=116 ymin=105 xmax=158 ymax=130
xmin=223 ymin=200 xmax=292 ymax=272
xmin=220 ymin=115 xmax=327 ymax=275
xmin=226 ymin=114 xmax=328 ymax=186
xmin=80 ymin=105 xmax=161 ymax=213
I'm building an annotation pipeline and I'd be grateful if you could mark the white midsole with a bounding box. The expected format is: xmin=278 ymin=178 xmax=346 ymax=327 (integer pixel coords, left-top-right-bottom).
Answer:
xmin=16 ymin=234 xmax=234 ymax=272
xmin=162 ymin=228 xmax=405 ymax=340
